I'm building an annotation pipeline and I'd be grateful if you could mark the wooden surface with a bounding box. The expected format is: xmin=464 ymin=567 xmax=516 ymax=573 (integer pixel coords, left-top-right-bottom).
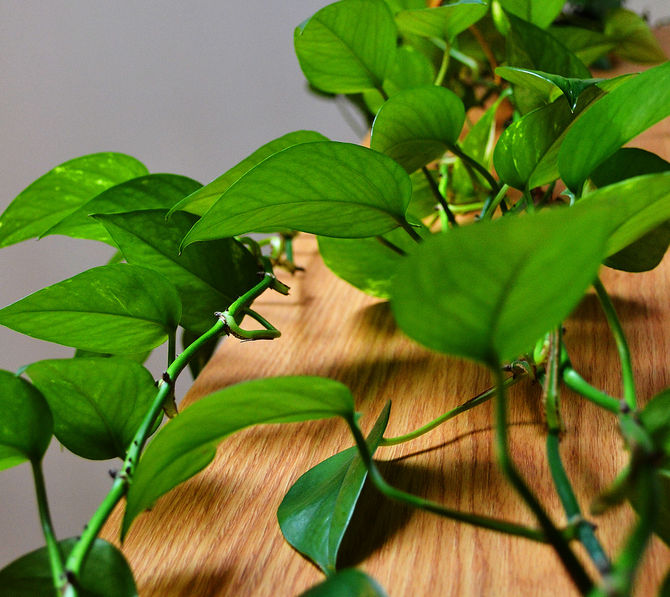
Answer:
xmin=103 ymin=32 xmax=670 ymax=597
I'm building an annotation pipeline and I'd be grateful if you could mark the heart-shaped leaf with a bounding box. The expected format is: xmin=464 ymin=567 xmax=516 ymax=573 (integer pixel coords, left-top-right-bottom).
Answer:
xmin=42 ymin=174 xmax=202 ymax=244
xmin=395 ymin=0 xmax=488 ymax=42
xmin=499 ymin=0 xmax=566 ymax=29
xmin=25 ymin=358 xmax=157 ymax=460
xmin=0 ymin=264 xmax=181 ymax=354
xmin=96 ymin=210 xmax=259 ymax=334
xmin=604 ymin=8 xmax=666 ymax=64
xmin=278 ymin=402 xmax=390 ymax=574
xmin=123 ymin=376 xmax=355 ymax=538
xmin=294 ymin=0 xmax=397 ymax=94
xmin=0 ymin=537 xmax=136 ymax=597
xmin=299 ymin=569 xmax=387 ymax=597
xmin=391 ymin=207 xmax=610 ymax=366
xmin=0 ymin=370 xmax=52 ymax=471
xmin=0 ymin=153 xmax=148 ymax=248
xmin=559 ymin=60 xmax=670 ymax=191
xmin=370 ymin=86 xmax=465 ymax=173
xmin=181 ymin=142 xmax=412 ymax=246
xmin=169 ymin=131 xmax=328 ymax=217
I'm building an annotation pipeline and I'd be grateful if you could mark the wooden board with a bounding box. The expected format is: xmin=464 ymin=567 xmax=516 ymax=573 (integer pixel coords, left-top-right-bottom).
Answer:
xmin=102 ymin=29 xmax=670 ymax=597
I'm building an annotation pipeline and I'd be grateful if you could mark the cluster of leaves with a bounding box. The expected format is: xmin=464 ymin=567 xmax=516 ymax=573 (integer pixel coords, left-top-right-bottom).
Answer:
xmin=0 ymin=0 xmax=669 ymax=595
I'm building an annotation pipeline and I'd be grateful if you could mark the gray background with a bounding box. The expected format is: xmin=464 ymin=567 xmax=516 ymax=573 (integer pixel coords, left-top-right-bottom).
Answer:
xmin=1 ymin=0 xmax=667 ymax=569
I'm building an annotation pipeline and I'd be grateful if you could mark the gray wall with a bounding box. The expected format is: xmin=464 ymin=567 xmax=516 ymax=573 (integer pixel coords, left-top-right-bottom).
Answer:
xmin=1 ymin=0 xmax=667 ymax=571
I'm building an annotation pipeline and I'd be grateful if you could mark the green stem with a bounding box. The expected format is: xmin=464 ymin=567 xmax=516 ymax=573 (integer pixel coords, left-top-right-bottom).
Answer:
xmin=493 ymin=367 xmax=593 ymax=594
xmin=435 ymin=44 xmax=450 ymax=86
xmin=480 ymin=183 xmax=509 ymax=219
xmin=593 ymin=277 xmax=636 ymax=410
xmin=380 ymin=373 xmax=523 ymax=446
xmin=31 ymin=459 xmax=66 ymax=592
xmin=562 ymin=367 xmax=620 ymax=414
xmin=375 ymin=236 xmax=407 ymax=257
xmin=399 ymin=218 xmax=423 ymax=243
xmin=449 ymin=144 xmax=500 ymax=195
xmin=422 ymin=166 xmax=457 ymax=227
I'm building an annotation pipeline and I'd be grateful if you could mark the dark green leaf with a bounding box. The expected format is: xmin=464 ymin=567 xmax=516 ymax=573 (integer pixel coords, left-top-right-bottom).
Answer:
xmin=391 ymin=207 xmax=610 ymax=366
xmin=605 ymin=8 xmax=666 ymax=64
xmin=395 ymin=0 xmax=488 ymax=42
xmin=0 ymin=370 xmax=52 ymax=471
xmin=499 ymin=0 xmax=565 ymax=29
xmin=299 ymin=569 xmax=387 ymax=597
xmin=278 ymin=402 xmax=391 ymax=574
xmin=96 ymin=210 xmax=259 ymax=334
xmin=0 ymin=153 xmax=148 ymax=248
xmin=370 ymin=86 xmax=465 ymax=173
xmin=0 ymin=264 xmax=181 ymax=354
xmin=123 ymin=376 xmax=355 ymax=538
xmin=294 ymin=0 xmax=397 ymax=93
xmin=181 ymin=142 xmax=412 ymax=246
xmin=640 ymin=389 xmax=670 ymax=456
xmin=169 ymin=131 xmax=328 ymax=217
xmin=559 ymin=61 xmax=670 ymax=191
xmin=42 ymin=174 xmax=201 ymax=244
xmin=0 ymin=537 xmax=136 ymax=597
xmin=629 ymin=467 xmax=670 ymax=548
xmin=25 ymin=358 xmax=156 ymax=460
xmin=73 ymin=348 xmax=151 ymax=364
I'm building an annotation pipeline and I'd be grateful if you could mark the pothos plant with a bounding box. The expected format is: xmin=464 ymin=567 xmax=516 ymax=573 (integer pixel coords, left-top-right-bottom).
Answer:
xmin=1 ymin=0 xmax=669 ymax=595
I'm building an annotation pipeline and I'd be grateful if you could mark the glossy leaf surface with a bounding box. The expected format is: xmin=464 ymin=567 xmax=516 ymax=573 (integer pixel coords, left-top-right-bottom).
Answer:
xmin=123 ymin=376 xmax=355 ymax=537
xmin=278 ymin=402 xmax=390 ymax=574
xmin=0 ymin=153 xmax=147 ymax=248
xmin=294 ymin=0 xmax=397 ymax=93
xmin=499 ymin=0 xmax=565 ymax=29
xmin=96 ymin=210 xmax=259 ymax=334
xmin=391 ymin=207 xmax=609 ymax=366
xmin=0 ymin=265 xmax=181 ymax=354
xmin=44 ymin=174 xmax=201 ymax=244
xmin=181 ymin=142 xmax=412 ymax=246
xmin=559 ymin=61 xmax=670 ymax=191
xmin=0 ymin=370 xmax=52 ymax=471
xmin=370 ymin=86 xmax=465 ymax=173
xmin=25 ymin=358 xmax=156 ymax=460
xmin=299 ymin=569 xmax=387 ymax=597
xmin=169 ymin=131 xmax=328 ymax=217
xmin=0 ymin=537 xmax=136 ymax=597
xmin=395 ymin=0 xmax=488 ymax=42
xmin=605 ymin=8 xmax=666 ymax=63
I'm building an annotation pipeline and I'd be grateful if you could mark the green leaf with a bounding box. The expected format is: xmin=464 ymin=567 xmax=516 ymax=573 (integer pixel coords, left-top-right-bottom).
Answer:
xmin=0 ymin=537 xmax=137 ymax=597
xmin=95 ymin=210 xmax=259 ymax=334
xmin=299 ymin=569 xmax=387 ymax=597
xmin=25 ymin=358 xmax=156 ymax=460
xmin=181 ymin=142 xmax=412 ymax=246
xmin=499 ymin=0 xmax=565 ymax=29
xmin=42 ymin=174 xmax=201 ymax=244
xmin=294 ymin=0 xmax=397 ymax=93
xmin=278 ymin=402 xmax=391 ymax=574
xmin=123 ymin=376 xmax=355 ymax=538
xmin=73 ymin=348 xmax=151 ymax=364
xmin=168 ymin=131 xmax=328 ymax=217
xmin=370 ymin=86 xmax=465 ymax=173
xmin=182 ymin=328 xmax=220 ymax=380
xmin=640 ymin=389 xmax=670 ymax=456
xmin=0 ymin=153 xmax=148 ymax=248
xmin=605 ymin=8 xmax=667 ymax=64
xmin=395 ymin=0 xmax=488 ymax=42
xmin=559 ymin=61 xmax=670 ymax=191
xmin=0 ymin=370 xmax=52 ymax=471
xmin=391 ymin=207 xmax=610 ymax=366
xmin=629 ymin=467 xmax=670 ymax=548
xmin=548 ymin=26 xmax=615 ymax=67
xmin=0 ymin=264 xmax=181 ymax=354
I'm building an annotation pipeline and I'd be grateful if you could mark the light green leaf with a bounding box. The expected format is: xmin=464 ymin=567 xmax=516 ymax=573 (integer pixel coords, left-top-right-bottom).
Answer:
xmin=299 ymin=569 xmax=387 ymax=597
xmin=370 ymin=86 xmax=465 ymax=173
xmin=391 ymin=207 xmax=610 ymax=366
xmin=0 ymin=153 xmax=148 ymax=248
xmin=168 ymin=131 xmax=328 ymax=217
xmin=605 ymin=8 xmax=667 ymax=64
xmin=25 ymin=358 xmax=156 ymax=460
xmin=499 ymin=0 xmax=565 ymax=29
xmin=123 ymin=376 xmax=355 ymax=538
xmin=548 ymin=26 xmax=615 ymax=66
xmin=278 ymin=402 xmax=390 ymax=574
xmin=295 ymin=0 xmax=397 ymax=93
xmin=96 ymin=210 xmax=259 ymax=334
xmin=42 ymin=174 xmax=201 ymax=244
xmin=0 ymin=370 xmax=52 ymax=471
xmin=395 ymin=0 xmax=488 ymax=42
xmin=181 ymin=142 xmax=412 ymax=246
xmin=0 ymin=264 xmax=181 ymax=354
xmin=559 ymin=61 xmax=670 ymax=191
xmin=0 ymin=537 xmax=137 ymax=597
xmin=383 ymin=0 xmax=424 ymax=12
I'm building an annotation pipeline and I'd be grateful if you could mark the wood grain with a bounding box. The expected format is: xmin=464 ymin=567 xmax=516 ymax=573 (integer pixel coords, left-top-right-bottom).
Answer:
xmin=102 ymin=29 xmax=670 ymax=597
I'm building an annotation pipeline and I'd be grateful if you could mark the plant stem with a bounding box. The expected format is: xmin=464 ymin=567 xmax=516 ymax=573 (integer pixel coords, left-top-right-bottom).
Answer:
xmin=480 ymin=183 xmax=509 ymax=219
xmin=31 ymin=459 xmax=66 ymax=593
xmin=492 ymin=367 xmax=593 ymax=594
xmin=593 ymin=277 xmax=636 ymax=410
xmin=449 ymin=144 xmax=501 ymax=195
xmin=398 ymin=218 xmax=423 ymax=243
xmin=380 ymin=373 xmax=523 ymax=446
xmin=422 ymin=166 xmax=457 ymax=227
xmin=435 ymin=44 xmax=450 ymax=86
xmin=561 ymin=367 xmax=620 ymax=414
xmin=375 ymin=236 xmax=407 ymax=256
